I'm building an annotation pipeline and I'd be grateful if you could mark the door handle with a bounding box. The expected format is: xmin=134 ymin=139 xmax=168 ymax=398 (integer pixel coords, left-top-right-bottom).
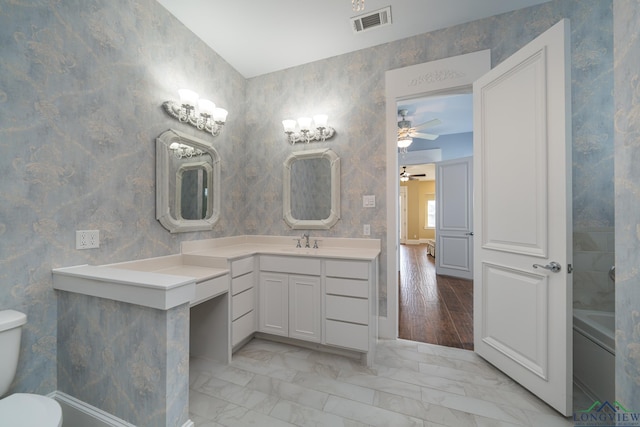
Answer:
xmin=533 ymin=261 xmax=561 ymax=273
xmin=465 ymin=232 xmax=474 ymax=236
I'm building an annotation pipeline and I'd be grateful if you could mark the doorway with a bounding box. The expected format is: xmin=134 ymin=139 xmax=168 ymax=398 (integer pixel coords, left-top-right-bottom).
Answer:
xmin=396 ymin=95 xmax=474 ymax=348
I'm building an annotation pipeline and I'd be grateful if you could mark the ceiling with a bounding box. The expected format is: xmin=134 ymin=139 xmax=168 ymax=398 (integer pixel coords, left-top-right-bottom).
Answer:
xmin=398 ymin=92 xmax=473 ymax=138
xmin=156 ymin=0 xmax=551 ymax=78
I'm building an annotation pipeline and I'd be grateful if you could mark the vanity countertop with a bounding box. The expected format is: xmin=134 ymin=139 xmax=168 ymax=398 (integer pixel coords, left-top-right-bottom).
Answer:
xmin=53 ymin=254 xmax=230 ymax=310
xmin=181 ymin=235 xmax=381 ymax=262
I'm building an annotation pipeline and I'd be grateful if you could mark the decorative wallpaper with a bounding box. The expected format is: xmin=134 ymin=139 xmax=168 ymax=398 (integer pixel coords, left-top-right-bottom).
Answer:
xmin=614 ymin=0 xmax=640 ymax=410
xmin=57 ymin=293 xmax=189 ymax=426
xmin=0 ymin=0 xmax=246 ymax=399
xmin=0 ymin=0 xmax=626 ymax=417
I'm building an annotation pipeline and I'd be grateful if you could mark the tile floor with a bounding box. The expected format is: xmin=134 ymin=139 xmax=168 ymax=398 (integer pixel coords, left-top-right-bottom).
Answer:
xmin=189 ymin=338 xmax=578 ymax=426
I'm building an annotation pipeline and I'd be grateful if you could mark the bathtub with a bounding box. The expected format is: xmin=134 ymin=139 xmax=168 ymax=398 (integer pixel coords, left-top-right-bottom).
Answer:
xmin=573 ymin=309 xmax=615 ymax=403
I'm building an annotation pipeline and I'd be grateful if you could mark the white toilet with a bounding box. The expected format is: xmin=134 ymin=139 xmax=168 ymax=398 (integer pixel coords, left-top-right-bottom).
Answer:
xmin=0 ymin=310 xmax=63 ymax=427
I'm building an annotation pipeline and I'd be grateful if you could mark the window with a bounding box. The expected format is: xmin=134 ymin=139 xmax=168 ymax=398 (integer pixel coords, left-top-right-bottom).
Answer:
xmin=425 ymin=199 xmax=436 ymax=228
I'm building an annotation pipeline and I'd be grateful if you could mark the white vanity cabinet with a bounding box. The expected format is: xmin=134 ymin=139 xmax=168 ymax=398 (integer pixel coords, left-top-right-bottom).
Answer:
xmin=324 ymin=259 xmax=377 ymax=364
xmin=258 ymin=256 xmax=322 ymax=343
xmin=230 ymin=256 xmax=256 ymax=347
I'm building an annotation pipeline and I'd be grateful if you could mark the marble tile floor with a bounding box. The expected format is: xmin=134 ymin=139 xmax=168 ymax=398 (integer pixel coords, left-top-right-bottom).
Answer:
xmin=189 ymin=338 xmax=581 ymax=426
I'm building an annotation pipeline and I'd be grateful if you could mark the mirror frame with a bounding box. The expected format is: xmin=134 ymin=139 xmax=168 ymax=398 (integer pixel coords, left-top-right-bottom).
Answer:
xmin=156 ymin=128 xmax=221 ymax=233
xmin=283 ymin=148 xmax=340 ymax=230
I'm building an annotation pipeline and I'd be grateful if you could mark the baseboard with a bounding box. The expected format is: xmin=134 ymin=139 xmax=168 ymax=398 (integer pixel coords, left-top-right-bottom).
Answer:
xmin=51 ymin=391 xmax=193 ymax=427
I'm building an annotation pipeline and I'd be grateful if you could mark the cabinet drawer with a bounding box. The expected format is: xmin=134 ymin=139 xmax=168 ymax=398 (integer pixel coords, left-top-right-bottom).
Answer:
xmin=325 ymin=277 xmax=368 ymax=298
xmin=232 ymin=272 xmax=254 ymax=295
xmin=325 ymin=319 xmax=368 ymax=352
xmin=232 ymin=310 xmax=255 ymax=347
xmin=231 ymin=257 xmax=254 ymax=278
xmin=326 ymin=295 xmax=368 ymax=324
xmin=260 ymin=255 xmax=321 ymax=275
xmin=232 ymin=287 xmax=255 ymax=321
xmin=191 ymin=275 xmax=229 ymax=306
xmin=325 ymin=260 xmax=368 ymax=279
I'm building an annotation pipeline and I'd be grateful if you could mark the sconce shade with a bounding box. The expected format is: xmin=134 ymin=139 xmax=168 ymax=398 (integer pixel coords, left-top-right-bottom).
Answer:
xmin=282 ymin=114 xmax=335 ymax=144
xmin=198 ymin=99 xmax=216 ymax=116
xmin=178 ymin=89 xmax=199 ymax=107
xmin=282 ymin=119 xmax=297 ymax=133
xmin=297 ymin=117 xmax=312 ymax=131
xmin=213 ymin=108 xmax=228 ymax=123
xmin=313 ymin=114 xmax=328 ymax=128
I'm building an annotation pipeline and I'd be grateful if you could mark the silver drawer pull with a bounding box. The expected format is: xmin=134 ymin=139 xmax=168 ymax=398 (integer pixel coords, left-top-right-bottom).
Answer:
xmin=533 ymin=261 xmax=561 ymax=273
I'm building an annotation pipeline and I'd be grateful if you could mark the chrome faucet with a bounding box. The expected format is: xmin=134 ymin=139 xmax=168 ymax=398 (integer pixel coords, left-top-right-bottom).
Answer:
xmin=302 ymin=233 xmax=310 ymax=248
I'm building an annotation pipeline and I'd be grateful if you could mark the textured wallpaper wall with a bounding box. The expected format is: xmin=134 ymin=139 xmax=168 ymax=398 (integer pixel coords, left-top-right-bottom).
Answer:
xmin=0 ymin=0 xmax=246 ymax=395
xmin=244 ymin=0 xmax=614 ymax=316
xmin=614 ymin=0 xmax=640 ymax=410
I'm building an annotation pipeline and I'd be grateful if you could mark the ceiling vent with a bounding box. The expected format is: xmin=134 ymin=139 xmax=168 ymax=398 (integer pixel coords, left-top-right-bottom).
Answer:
xmin=351 ymin=6 xmax=392 ymax=34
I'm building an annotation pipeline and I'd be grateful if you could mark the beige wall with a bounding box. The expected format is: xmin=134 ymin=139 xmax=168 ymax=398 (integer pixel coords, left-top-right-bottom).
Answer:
xmin=400 ymin=180 xmax=435 ymax=241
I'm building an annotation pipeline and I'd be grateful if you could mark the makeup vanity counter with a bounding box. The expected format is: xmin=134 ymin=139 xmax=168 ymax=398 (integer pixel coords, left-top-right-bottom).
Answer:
xmin=52 ymin=235 xmax=380 ymax=368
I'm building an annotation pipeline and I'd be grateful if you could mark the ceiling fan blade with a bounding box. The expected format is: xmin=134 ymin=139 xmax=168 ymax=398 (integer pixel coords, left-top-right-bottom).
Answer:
xmin=412 ymin=132 xmax=439 ymax=140
xmin=413 ymin=118 xmax=442 ymax=130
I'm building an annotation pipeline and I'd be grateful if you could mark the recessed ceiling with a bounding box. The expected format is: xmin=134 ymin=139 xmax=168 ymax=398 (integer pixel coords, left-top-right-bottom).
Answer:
xmin=155 ymin=0 xmax=551 ymax=78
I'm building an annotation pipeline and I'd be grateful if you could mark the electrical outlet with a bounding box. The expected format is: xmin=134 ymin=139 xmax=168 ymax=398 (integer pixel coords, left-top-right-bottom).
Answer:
xmin=76 ymin=230 xmax=99 ymax=249
xmin=363 ymin=224 xmax=371 ymax=236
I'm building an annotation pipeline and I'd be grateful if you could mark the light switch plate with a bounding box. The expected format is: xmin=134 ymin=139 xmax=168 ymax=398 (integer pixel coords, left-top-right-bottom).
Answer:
xmin=363 ymin=224 xmax=371 ymax=236
xmin=363 ymin=195 xmax=376 ymax=208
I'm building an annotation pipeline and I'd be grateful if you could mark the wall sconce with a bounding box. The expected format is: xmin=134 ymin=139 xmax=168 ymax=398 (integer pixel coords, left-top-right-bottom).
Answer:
xmin=282 ymin=115 xmax=335 ymax=144
xmin=162 ymin=89 xmax=228 ymax=137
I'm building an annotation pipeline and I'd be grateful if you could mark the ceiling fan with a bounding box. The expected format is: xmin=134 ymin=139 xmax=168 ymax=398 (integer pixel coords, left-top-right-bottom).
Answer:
xmin=399 ymin=166 xmax=425 ymax=182
xmin=397 ymin=109 xmax=441 ymax=142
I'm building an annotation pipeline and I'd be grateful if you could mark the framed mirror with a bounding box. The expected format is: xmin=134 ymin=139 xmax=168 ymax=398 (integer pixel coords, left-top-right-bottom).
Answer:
xmin=156 ymin=129 xmax=220 ymax=233
xmin=283 ymin=148 xmax=340 ymax=229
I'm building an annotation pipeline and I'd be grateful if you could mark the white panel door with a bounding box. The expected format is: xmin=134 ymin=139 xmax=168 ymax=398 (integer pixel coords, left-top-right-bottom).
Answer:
xmin=289 ymin=275 xmax=321 ymax=342
xmin=435 ymin=157 xmax=473 ymax=280
xmin=473 ymin=19 xmax=572 ymax=415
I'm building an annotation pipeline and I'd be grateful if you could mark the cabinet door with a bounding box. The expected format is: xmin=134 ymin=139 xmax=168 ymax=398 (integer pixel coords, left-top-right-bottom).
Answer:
xmin=259 ymin=272 xmax=288 ymax=336
xmin=289 ymin=275 xmax=321 ymax=343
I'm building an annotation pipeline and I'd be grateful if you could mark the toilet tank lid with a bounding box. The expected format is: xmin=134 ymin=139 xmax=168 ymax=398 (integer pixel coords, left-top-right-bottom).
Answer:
xmin=0 ymin=310 xmax=27 ymax=332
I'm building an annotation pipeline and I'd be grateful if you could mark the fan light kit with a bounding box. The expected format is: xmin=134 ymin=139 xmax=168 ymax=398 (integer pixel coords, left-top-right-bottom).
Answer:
xmin=400 ymin=166 xmax=426 ymax=182
xmin=397 ymin=108 xmax=441 ymax=153
xmin=282 ymin=115 xmax=335 ymax=144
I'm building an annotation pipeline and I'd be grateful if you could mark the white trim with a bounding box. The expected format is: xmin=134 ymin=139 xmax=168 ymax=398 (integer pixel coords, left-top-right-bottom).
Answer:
xmin=50 ymin=392 xmax=194 ymax=427
xmin=384 ymin=50 xmax=491 ymax=339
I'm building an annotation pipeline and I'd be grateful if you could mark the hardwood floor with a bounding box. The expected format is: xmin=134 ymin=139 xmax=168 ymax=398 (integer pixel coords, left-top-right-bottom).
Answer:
xmin=399 ymin=243 xmax=474 ymax=350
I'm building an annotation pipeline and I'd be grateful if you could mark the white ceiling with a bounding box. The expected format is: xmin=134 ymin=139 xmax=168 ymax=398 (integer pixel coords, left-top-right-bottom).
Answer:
xmin=401 ymin=164 xmax=435 ymax=181
xmin=156 ymin=0 xmax=551 ymax=78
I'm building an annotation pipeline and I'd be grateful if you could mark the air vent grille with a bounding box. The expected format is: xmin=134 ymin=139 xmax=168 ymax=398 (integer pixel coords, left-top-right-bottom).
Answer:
xmin=351 ymin=6 xmax=391 ymax=34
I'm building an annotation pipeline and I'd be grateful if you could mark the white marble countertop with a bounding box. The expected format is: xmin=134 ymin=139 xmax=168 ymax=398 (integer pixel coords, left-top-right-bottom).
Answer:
xmin=105 ymin=254 xmax=229 ymax=281
xmin=52 ymin=236 xmax=379 ymax=310
xmin=181 ymin=235 xmax=381 ymax=261
xmin=52 ymin=264 xmax=197 ymax=310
